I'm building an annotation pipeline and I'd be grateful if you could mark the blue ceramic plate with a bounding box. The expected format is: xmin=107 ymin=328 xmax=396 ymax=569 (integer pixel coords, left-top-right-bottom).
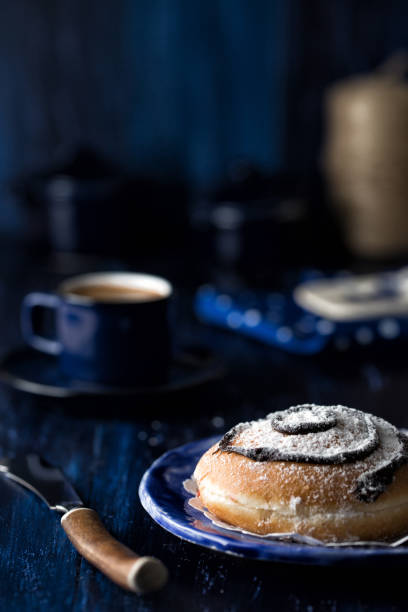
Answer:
xmin=139 ymin=436 xmax=408 ymax=565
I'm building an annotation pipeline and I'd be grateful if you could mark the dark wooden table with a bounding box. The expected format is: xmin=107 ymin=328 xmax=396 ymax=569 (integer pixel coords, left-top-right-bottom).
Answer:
xmin=0 ymin=239 xmax=407 ymax=612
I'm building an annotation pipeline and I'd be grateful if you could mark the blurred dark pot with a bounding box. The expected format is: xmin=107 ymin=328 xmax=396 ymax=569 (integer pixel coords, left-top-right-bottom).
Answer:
xmin=14 ymin=149 xmax=189 ymax=256
xmin=45 ymin=174 xmax=127 ymax=254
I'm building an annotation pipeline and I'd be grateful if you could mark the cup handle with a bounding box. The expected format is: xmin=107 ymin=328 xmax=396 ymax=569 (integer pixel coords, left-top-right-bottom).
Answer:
xmin=21 ymin=292 xmax=62 ymax=355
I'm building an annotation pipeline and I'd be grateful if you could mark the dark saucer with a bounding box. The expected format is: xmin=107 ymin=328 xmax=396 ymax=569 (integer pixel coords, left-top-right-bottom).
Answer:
xmin=0 ymin=346 xmax=224 ymax=400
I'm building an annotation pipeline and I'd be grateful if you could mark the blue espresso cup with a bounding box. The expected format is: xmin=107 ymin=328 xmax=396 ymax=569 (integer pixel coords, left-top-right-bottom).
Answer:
xmin=21 ymin=272 xmax=173 ymax=386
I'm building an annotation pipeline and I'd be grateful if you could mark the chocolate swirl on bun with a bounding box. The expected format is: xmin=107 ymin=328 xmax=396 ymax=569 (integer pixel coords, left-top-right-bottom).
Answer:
xmin=194 ymin=405 xmax=408 ymax=542
xmin=218 ymin=405 xmax=408 ymax=502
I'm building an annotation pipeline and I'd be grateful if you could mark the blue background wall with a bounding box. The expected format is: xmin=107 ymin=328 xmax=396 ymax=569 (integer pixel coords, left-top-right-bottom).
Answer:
xmin=0 ymin=0 xmax=408 ymax=230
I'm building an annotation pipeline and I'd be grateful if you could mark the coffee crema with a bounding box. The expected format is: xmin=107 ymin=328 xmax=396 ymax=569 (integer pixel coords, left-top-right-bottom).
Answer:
xmin=68 ymin=283 xmax=164 ymax=302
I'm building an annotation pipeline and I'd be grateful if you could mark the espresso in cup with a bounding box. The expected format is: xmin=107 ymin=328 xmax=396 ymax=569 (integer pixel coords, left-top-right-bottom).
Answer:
xmin=69 ymin=284 xmax=163 ymax=302
xmin=21 ymin=272 xmax=172 ymax=386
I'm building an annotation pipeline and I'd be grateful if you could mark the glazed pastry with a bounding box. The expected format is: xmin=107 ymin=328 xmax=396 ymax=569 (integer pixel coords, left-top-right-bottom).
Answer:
xmin=194 ymin=405 xmax=408 ymax=542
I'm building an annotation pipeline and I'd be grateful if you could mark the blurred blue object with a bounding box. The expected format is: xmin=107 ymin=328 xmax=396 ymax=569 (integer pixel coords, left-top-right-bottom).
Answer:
xmin=195 ymin=270 xmax=408 ymax=355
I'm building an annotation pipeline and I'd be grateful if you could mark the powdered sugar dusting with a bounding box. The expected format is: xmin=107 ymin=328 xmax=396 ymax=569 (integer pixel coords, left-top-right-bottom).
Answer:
xmin=271 ymin=404 xmax=337 ymax=434
xmin=217 ymin=404 xmax=408 ymax=503
xmin=222 ymin=405 xmax=379 ymax=463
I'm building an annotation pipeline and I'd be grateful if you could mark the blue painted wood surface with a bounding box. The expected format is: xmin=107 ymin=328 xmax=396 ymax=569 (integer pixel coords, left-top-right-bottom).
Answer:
xmin=0 ymin=242 xmax=408 ymax=610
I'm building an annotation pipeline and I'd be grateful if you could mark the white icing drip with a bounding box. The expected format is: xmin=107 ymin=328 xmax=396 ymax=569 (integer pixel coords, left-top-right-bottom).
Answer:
xmin=289 ymin=496 xmax=302 ymax=513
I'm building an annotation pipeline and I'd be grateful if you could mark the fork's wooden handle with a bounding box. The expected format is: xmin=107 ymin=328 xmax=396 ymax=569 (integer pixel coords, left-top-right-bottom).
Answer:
xmin=61 ymin=507 xmax=168 ymax=594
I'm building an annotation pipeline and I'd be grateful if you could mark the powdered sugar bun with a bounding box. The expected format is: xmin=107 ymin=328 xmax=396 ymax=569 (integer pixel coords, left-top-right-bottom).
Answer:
xmin=194 ymin=405 xmax=408 ymax=542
